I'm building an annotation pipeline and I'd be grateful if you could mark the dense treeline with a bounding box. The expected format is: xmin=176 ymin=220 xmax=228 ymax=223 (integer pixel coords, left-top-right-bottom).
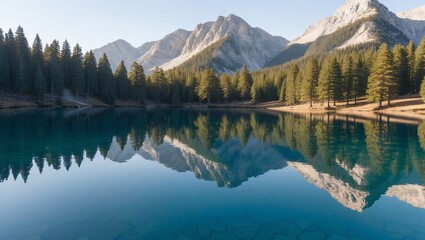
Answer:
xmin=0 ymin=27 xmax=147 ymax=104
xmin=164 ymin=38 xmax=425 ymax=106
xmin=1 ymin=26 xmax=425 ymax=106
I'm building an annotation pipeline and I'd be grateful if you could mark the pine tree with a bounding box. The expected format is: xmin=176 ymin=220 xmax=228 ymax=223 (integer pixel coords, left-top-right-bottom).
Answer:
xmin=0 ymin=29 xmax=9 ymax=96
xmin=352 ymin=56 xmax=367 ymax=103
xmin=61 ymin=40 xmax=72 ymax=88
xmin=342 ymin=56 xmax=353 ymax=105
xmin=5 ymin=29 xmax=18 ymax=91
xmin=331 ymin=59 xmax=342 ymax=105
xmin=31 ymin=34 xmax=45 ymax=96
xmin=393 ymin=44 xmax=409 ymax=95
xmin=44 ymin=40 xmax=64 ymax=97
xmin=367 ymin=43 xmax=397 ymax=107
xmin=279 ymin=76 xmax=286 ymax=101
xmin=301 ymin=57 xmax=319 ymax=107
xmin=128 ymin=62 xmax=146 ymax=104
xmin=34 ymin=66 xmax=47 ymax=98
xmin=238 ymin=65 xmax=253 ymax=100
xmin=83 ymin=50 xmax=97 ymax=98
xmin=406 ymin=41 xmax=416 ymax=94
xmin=15 ymin=26 xmax=30 ymax=94
xmin=421 ymin=76 xmax=425 ymax=102
xmin=71 ymin=44 xmax=84 ymax=99
xmin=114 ymin=61 xmax=129 ymax=99
xmin=220 ymin=73 xmax=232 ymax=103
xmin=415 ymin=38 xmax=425 ymax=94
xmin=285 ymin=64 xmax=299 ymax=105
xmin=317 ymin=59 xmax=336 ymax=108
xmin=231 ymin=72 xmax=239 ymax=101
xmin=97 ymin=53 xmax=116 ymax=104
xmin=150 ymin=67 xmax=167 ymax=103
xmin=197 ymin=68 xmax=220 ymax=104
xmin=185 ymin=75 xmax=197 ymax=102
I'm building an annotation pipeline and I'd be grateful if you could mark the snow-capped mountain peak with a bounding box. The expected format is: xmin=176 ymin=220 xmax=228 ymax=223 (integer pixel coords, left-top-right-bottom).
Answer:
xmin=397 ymin=5 xmax=425 ymax=21
xmin=291 ymin=0 xmax=390 ymax=45
xmin=160 ymin=14 xmax=287 ymax=72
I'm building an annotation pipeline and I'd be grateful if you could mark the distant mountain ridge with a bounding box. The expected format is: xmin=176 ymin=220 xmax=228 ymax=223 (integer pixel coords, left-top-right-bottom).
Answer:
xmin=267 ymin=0 xmax=425 ymax=67
xmin=94 ymin=0 xmax=425 ymax=72
xmin=93 ymin=14 xmax=288 ymax=73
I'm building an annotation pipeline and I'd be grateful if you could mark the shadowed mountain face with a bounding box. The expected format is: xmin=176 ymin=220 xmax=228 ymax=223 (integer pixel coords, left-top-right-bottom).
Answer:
xmin=1 ymin=109 xmax=425 ymax=211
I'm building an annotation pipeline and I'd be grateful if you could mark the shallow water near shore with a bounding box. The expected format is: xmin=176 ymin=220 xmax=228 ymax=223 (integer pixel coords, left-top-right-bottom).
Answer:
xmin=0 ymin=109 xmax=424 ymax=240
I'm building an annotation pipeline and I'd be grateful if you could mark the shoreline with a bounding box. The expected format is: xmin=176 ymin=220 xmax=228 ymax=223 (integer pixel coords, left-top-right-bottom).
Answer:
xmin=1 ymin=94 xmax=425 ymax=124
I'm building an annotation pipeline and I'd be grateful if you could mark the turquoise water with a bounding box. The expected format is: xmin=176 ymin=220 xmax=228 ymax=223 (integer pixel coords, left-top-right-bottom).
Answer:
xmin=0 ymin=109 xmax=424 ymax=240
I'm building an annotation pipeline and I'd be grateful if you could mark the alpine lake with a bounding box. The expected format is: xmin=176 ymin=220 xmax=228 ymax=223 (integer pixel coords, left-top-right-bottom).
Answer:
xmin=0 ymin=108 xmax=424 ymax=240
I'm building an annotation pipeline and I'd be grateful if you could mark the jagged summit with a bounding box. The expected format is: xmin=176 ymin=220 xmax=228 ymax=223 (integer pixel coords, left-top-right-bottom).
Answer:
xmin=93 ymin=14 xmax=287 ymax=73
xmin=397 ymin=5 xmax=425 ymax=21
xmin=291 ymin=0 xmax=391 ymax=45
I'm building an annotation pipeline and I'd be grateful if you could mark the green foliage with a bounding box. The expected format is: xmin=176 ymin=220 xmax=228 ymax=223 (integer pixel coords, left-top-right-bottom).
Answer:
xmin=220 ymin=73 xmax=232 ymax=103
xmin=420 ymin=76 xmax=425 ymax=102
xmin=238 ymin=65 xmax=253 ymax=100
xmin=285 ymin=64 xmax=300 ymax=105
xmin=71 ymin=44 xmax=85 ymax=98
xmin=197 ymin=68 xmax=220 ymax=103
xmin=114 ymin=61 xmax=129 ymax=99
xmin=97 ymin=53 xmax=116 ymax=104
xmin=128 ymin=62 xmax=146 ymax=104
xmin=367 ymin=43 xmax=397 ymax=106
xmin=300 ymin=57 xmax=319 ymax=106
xmin=150 ymin=67 xmax=168 ymax=103
xmin=393 ymin=44 xmax=409 ymax=95
xmin=83 ymin=50 xmax=97 ymax=97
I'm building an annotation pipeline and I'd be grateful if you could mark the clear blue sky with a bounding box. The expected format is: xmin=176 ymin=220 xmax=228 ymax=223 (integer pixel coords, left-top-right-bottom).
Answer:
xmin=1 ymin=0 xmax=424 ymax=51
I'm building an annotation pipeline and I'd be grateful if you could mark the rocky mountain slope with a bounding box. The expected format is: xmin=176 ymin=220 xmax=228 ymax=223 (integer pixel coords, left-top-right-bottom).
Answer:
xmin=268 ymin=0 xmax=425 ymax=67
xmin=94 ymin=14 xmax=288 ymax=73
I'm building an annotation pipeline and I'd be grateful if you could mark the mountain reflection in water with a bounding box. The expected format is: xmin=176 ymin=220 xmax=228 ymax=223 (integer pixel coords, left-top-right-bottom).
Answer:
xmin=1 ymin=108 xmax=425 ymax=212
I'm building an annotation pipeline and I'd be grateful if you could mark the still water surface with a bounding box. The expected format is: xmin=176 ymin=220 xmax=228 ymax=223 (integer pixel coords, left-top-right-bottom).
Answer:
xmin=0 ymin=109 xmax=424 ymax=240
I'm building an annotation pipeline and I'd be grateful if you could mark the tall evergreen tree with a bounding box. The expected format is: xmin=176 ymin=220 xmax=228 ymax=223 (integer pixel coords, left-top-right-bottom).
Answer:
xmin=97 ymin=53 xmax=116 ymax=104
xmin=44 ymin=40 xmax=64 ymax=97
xmin=415 ymin=38 xmax=425 ymax=94
xmin=5 ymin=29 xmax=18 ymax=91
xmin=114 ymin=61 xmax=129 ymax=99
xmin=393 ymin=44 xmax=409 ymax=95
xmin=30 ymin=34 xmax=45 ymax=96
xmin=150 ymin=67 xmax=167 ymax=103
xmin=317 ymin=59 xmax=337 ymax=108
xmin=15 ymin=26 xmax=30 ymax=94
xmin=367 ymin=43 xmax=397 ymax=107
xmin=285 ymin=64 xmax=299 ymax=105
xmin=220 ymin=73 xmax=232 ymax=103
xmin=61 ymin=40 xmax=72 ymax=88
xmin=342 ymin=56 xmax=354 ymax=105
xmin=71 ymin=44 xmax=84 ymax=98
xmin=128 ymin=62 xmax=146 ymax=104
xmin=34 ymin=65 xmax=47 ymax=97
xmin=198 ymin=68 xmax=220 ymax=104
xmin=238 ymin=65 xmax=253 ymax=100
xmin=301 ymin=57 xmax=319 ymax=107
xmin=352 ymin=56 xmax=367 ymax=103
xmin=185 ymin=75 xmax=197 ymax=102
xmin=406 ymin=41 xmax=416 ymax=94
xmin=83 ymin=50 xmax=97 ymax=98
xmin=421 ymin=76 xmax=425 ymax=102
xmin=0 ymin=29 xmax=9 ymax=95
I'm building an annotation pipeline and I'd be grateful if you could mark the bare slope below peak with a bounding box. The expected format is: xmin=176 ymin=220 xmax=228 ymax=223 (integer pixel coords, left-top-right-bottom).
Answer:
xmin=160 ymin=14 xmax=288 ymax=73
xmin=136 ymin=29 xmax=192 ymax=72
xmin=93 ymin=39 xmax=147 ymax=71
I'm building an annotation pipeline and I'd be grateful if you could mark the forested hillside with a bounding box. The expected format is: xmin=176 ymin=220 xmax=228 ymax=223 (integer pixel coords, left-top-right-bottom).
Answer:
xmin=1 ymin=26 xmax=425 ymax=108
